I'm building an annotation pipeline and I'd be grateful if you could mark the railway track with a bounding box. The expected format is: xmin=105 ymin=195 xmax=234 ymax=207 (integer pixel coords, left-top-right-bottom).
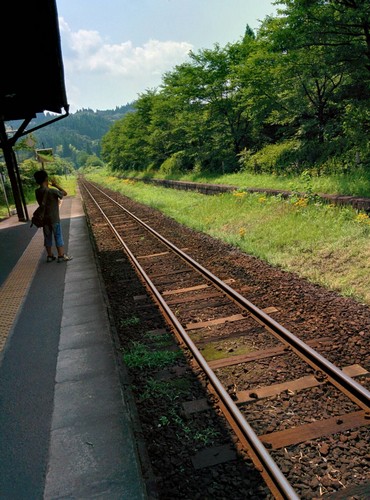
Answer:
xmin=79 ymin=178 xmax=370 ymax=499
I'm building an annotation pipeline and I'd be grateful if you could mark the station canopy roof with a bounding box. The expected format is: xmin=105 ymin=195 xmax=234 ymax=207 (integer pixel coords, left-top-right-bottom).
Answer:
xmin=0 ymin=0 xmax=68 ymax=122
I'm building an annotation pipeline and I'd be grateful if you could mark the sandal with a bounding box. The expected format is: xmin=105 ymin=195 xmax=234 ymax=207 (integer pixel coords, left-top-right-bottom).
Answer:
xmin=57 ymin=254 xmax=73 ymax=262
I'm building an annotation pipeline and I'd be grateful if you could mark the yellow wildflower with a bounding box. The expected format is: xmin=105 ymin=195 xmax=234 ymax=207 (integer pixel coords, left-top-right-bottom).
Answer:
xmin=355 ymin=213 xmax=370 ymax=224
xmin=294 ymin=198 xmax=308 ymax=207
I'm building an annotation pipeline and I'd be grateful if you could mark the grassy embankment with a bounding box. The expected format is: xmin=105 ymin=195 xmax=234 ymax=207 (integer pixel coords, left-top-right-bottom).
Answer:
xmin=85 ymin=170 xmax=370 ymax=305
xmin=122 ymin=168 xmax=370 ymax=198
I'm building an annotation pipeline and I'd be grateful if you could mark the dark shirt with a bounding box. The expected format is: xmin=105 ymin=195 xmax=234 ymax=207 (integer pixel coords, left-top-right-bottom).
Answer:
xmin=35 ymin=187 xmax=63 ymax=224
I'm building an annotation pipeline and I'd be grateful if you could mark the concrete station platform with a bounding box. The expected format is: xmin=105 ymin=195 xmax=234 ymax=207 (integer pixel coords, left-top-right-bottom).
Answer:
xmin=0 ymin=192 xmax=148 ymax=499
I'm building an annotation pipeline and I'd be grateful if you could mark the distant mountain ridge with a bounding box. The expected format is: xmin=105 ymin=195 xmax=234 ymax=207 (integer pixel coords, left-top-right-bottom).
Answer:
xmin=11 ymin=103 xmax=134 ymax=160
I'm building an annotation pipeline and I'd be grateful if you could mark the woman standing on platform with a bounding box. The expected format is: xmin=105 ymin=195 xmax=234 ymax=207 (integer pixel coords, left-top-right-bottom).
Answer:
xmin=33 ymin=170 xmax=72 ymax=263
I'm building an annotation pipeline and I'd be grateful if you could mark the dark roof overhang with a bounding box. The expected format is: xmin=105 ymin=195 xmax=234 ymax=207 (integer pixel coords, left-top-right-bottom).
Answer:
xmin=0 ymin=0 xmax=69 ymax=222
xmin=0 ymin=0 xmax=69 ymax=125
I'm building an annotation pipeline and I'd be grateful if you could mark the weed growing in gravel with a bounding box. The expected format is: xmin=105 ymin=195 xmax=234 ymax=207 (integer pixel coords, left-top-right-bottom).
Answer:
xmin=144 ymin=331 xmax=173 ymax=347
xmin=119 ymin=315 xmax=140 ymax=327
xmin=165 ymin=408 xmax=221 ymax=448
xmin=193 ymin=428 xmax=221 ymax=446
xmin=158 ymin=415 xmax=170 ymax=427
xmin=123 ymin=341 xmax=181 ymax=369
xmin=140 ymin=378 xmax=191 ymax=401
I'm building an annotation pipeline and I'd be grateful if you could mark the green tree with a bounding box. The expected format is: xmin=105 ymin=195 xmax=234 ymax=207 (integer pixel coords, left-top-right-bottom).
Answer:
xmin=158 ymin=32 xmax=257 ymax=171
xmin=274 ymin=0 xmax=370 ymax=73
xmin=84 ymin=154 xmax=104 ymax=168
xmin=101 ymin=96 xmax=154 ymax=172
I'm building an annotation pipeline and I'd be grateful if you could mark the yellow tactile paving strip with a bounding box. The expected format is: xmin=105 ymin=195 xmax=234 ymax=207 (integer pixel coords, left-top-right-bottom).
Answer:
xmin=0 ymin=196 xmax=74 ymax=354
xmin=0 ymin=229 xmax=44 ymax=352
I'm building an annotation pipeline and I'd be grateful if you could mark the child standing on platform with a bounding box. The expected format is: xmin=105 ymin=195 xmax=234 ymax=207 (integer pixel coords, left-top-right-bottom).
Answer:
xmin=33 ymin=170 xmax=72 ymax=263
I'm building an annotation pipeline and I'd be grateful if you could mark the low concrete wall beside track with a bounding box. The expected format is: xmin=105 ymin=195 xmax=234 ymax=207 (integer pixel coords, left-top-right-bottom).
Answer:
xmin=134 ymin=178 xmax=370 ymax=213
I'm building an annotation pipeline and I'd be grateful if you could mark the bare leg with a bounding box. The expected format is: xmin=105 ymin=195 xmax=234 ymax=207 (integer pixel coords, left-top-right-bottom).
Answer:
xmin=57 ymin=246 xmax=64 ymax=257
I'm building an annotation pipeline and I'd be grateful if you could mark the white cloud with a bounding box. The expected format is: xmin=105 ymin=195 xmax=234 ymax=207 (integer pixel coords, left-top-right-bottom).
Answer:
xmin=83 ymin=39 xmax=193 ymax=77
xmin=59 ymin=17 xmax=193 ymax=109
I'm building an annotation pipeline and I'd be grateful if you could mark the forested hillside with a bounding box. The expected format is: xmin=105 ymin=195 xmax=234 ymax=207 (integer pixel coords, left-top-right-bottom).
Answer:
xmin=10 ymin=104 xmax=134 ymax=168
xmin=101 ymin=0 xmax=369 ymax=177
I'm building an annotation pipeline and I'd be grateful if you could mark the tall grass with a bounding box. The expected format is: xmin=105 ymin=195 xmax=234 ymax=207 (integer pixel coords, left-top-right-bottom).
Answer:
xmin=87 ymin=171 xmax=370 ymax=305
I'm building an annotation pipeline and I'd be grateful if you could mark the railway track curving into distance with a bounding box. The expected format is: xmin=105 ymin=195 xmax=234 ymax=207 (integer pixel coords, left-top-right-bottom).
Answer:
xmin=79 ymin=178 xmax=370 ymax=499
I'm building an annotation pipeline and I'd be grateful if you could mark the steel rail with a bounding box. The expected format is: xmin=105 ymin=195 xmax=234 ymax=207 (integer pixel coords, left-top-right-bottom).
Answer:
xmin=81 ymin=179 xmax=300 ymax=500
xmin=85 ymin=180 xmax=370 ymax=413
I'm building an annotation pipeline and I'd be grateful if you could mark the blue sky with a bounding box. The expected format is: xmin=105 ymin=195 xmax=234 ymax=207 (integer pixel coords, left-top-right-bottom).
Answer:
xmin=57 ymin=0 xmax=277 ymax=112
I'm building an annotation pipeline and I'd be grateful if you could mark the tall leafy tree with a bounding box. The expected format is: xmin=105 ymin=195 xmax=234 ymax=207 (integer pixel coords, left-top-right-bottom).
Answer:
xmin=102 ymin=93 xmax=155 ymax=171
xmin=160 ymin=31 xmax=257 ymax=171
xmin=260 ymin=2 xmax=369 ymax=154
xmin=274 ymin=0 xmax=370 ymax=73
